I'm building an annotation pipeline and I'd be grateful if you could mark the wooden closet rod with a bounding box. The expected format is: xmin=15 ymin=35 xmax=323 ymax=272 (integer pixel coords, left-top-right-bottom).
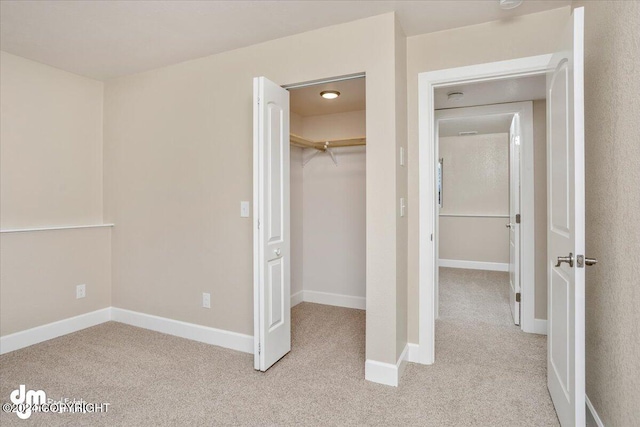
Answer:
xmin=290 ymin=133 xmax=366 ymax=152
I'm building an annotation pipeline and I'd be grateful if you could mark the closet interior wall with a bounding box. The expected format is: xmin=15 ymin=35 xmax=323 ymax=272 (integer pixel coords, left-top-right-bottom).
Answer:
xmin=290 ymin=109 xmax=366 ymax=307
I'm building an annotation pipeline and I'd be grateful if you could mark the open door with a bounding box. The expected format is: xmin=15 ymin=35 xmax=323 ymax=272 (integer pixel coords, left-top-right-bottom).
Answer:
xmin=253 ymin=76 xmax=291 ymax=371
xmin=508 ymin=113 xmax=521 ymax=326
xmin=546 ymin=7 xmax=585 ymax=426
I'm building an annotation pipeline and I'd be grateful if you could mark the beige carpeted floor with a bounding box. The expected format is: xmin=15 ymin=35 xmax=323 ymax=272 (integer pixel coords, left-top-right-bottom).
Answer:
xmin=0 ymin=268 xmax=558 ymax=426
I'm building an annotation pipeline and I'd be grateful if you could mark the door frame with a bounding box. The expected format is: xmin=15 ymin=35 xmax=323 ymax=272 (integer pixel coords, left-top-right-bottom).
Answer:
xmin=433 ymin=102 xmax=535 ymax=329
xmin=417 ymin=54 xmax=551 ymax=365
xmin=254 ymin=73 xmax=368 ymax=370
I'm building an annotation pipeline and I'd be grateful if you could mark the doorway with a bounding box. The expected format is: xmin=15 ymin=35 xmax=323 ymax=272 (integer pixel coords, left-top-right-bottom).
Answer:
xmin=418 ymin=8 xmax=586 ymax=423
xmin=433 ymin=100 xmax=540 ymax=332
xmin=417 ymin=54 xmax=551 ymax=366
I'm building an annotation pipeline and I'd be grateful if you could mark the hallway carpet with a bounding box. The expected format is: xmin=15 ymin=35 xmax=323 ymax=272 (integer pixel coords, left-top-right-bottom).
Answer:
xmin=0 ymin=268 xmax=558 ymax=426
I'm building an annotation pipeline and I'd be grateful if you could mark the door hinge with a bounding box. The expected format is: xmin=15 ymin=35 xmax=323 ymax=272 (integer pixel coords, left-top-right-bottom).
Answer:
xmin=430 ymin=233 xmax=433 ymax=242
xmin=516 ymin=292 xmax=521 ymax=303
xmin=257 ymin=97 xmax=260 ymax=105
xmin=515 ymin=214 xmax=521 ymax=224
xmin=258 ymin=342 xmax=261 ymax=355
xmin=257 ymin=219 xmax=260 ymax=229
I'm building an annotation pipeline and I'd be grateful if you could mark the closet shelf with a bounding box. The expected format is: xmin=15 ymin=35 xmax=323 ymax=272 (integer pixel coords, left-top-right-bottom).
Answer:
xmin=290 ymin=133 xmax=365 ymax=151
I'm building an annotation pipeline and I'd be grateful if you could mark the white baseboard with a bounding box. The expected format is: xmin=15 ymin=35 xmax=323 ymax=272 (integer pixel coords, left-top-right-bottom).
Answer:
xmin=439 ymin=259 xmax=509 ymax=272
xmin=301 ymin=290 xmax=365 ymax=310
xmin=397 ymin=344 xmax=409 ymax=380
xmin=586 ymin=395 xmax=605 ymax=427
xmin=111 ymin=308 xmax=253 ymax=354
xmin=0 ymin=308 xmax=111 ymax=355
xmin=291 ymin=290 xmax=304 ymax=307
xmin=405 ymin=343 xmax=421 ymax=363
xmin=365 ymin=344 xmax=408 ymax=387
xmin=532 ymin=318 xmax=548 ymax=335
xmin=1 ymin=307 xmax=254 ymax=356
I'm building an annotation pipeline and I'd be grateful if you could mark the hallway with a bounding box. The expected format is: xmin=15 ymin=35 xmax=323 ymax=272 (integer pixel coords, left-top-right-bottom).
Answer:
xmin=428 ymin=267 xmax=559 ymax=425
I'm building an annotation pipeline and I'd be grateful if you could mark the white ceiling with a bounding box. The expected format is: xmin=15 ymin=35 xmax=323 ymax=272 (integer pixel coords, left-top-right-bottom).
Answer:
xmin=290 ymin=78 xmax=366 ymax=117
xmin=439 ymin=114 xmax=513 ymax=137
xmin=0 ymin=1 xmax=570 ymax=80
xmin=435 ymin=74 xmax=546 ymax=110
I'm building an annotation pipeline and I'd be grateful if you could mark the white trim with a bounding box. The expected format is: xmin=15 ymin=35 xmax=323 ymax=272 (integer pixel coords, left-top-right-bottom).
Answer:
xmin=439 ymin=259 xmax=509 ymax=272
xmin=532 ymin=318 xmax=548 ymax=335
xmin=405 ymin=343 xmax=421 ymax=363
xmin=290 ymin=290 xmax=304 ymax=307
xmin=111 ymin=307 xmax=253 ymax=354
xmin=439 ymin=213 xmax=509 ymax=218
xmin=281 ymin=73 xmax=365 ymax=90
xmin=0 ymin=308 xmax=111 ymax=355
xmin=0 ymin=224 xmax=114 ymax=234
xmin=586 ymin=395 xmax=605 ymax=427
xmin=1 ymin=307 xmax=254 ymax=357
xmin=397 ymin=344 xmax=409 ymax=381
xmin=365 ymin=344 xmax=408 ymax=387
xmin=418 ymin=55 xmax=552 ymax=365
xmin=301 ymin=290 xmax=365 ymax=310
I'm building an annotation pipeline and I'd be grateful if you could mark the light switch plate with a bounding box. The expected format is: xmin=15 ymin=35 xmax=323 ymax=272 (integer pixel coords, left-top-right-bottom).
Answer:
xmin=400 ymin=198 xmax=406 ymax=217
xmin=400 ymin=147 xmax=405 ymax=166
xmin=240 ymin=201 xmax=250 ymax=218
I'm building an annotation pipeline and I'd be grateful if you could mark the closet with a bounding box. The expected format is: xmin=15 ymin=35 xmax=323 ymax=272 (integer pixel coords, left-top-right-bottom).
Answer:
xmin=288 ymin=77 xmax=366 ymax=310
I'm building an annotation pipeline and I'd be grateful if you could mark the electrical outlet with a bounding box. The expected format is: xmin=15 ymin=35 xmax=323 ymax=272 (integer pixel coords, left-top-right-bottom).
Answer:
xmin=76 ymin=284 xmax=86 ymax=299
xmin=202 ymin=292 xmax=211 ymax=309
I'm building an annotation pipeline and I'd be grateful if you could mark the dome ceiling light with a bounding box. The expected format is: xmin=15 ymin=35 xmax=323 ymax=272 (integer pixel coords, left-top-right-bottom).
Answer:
xmin=320 ymin=90 xmax=340 ymax=100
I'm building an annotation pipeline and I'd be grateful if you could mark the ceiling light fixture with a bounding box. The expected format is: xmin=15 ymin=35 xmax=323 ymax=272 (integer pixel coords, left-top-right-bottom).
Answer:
xmin=320 ymin=90 xmax=340 ymax=100
xmin=459 ymin=131 xmax=478 ymax=136
xmin=447 ymin=91 xmax=464 ymax=101
xmin=499 ymin=0 xmax=524 ymax=10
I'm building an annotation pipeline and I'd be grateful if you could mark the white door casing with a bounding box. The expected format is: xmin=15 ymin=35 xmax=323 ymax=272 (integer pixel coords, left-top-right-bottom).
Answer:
xmin=253 ymin=76 xmax=291 ymax=371
xmin=508 ymin=113 xmax=521 ymax=325
xmin=546 ymin=7 xmax=585 ymax=426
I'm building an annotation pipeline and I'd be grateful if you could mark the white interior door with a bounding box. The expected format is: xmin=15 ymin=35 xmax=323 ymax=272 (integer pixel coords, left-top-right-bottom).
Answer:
xmin=508 ymin=113 xmax=521 ymax=325
xmin=253 ymin=76 xmax=291 ymax=371
xmin=546 ymin=7 xmax=585 ymax=426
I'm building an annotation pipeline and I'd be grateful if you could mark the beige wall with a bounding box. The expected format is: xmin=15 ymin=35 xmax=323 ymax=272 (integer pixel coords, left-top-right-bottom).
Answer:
xmin=574 ymin=1 xmax=640 ymax=424
xmin=0 ymin=52 xmax=110 ymax=336
xmin=290 ymin=146 xmax=304 ymax=297
xmin=0 ymin=52 xmax=104 ymax=228
xmin=438 ymin=133 xmax=509 ymax=264
xmin=406 ymin=7 xmax=571 ymax=343
xmin=0 ymin=229 xmax=111 ymax=335
xmin=302 ymin=146 xmax=366 ymax=298
xmin=104 ymin=13 xmax=407 ymax=365
xmin=439 ymin=217 xmax=509 ymax=263
xmin=394 ymin=16 xmax=408 ymax=360
xmin=298 ymin=110 xmax=365 ymax=141
xmin=439 ymin=133 xmax=509 ymax=216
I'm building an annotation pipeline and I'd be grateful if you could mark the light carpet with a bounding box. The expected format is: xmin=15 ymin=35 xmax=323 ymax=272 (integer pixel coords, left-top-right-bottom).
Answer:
xmin=0 ymin=268 xmax=558 ymax=426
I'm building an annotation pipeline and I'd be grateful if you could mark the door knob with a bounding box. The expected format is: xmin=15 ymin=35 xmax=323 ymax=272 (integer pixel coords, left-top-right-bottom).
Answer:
xmin=506 ymin=223 xmax=512 ymax=229
xmin=555 ymin=252 xmax=574 ymax=268
xmin=274 ymin=248 xmax=281 ymax=257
